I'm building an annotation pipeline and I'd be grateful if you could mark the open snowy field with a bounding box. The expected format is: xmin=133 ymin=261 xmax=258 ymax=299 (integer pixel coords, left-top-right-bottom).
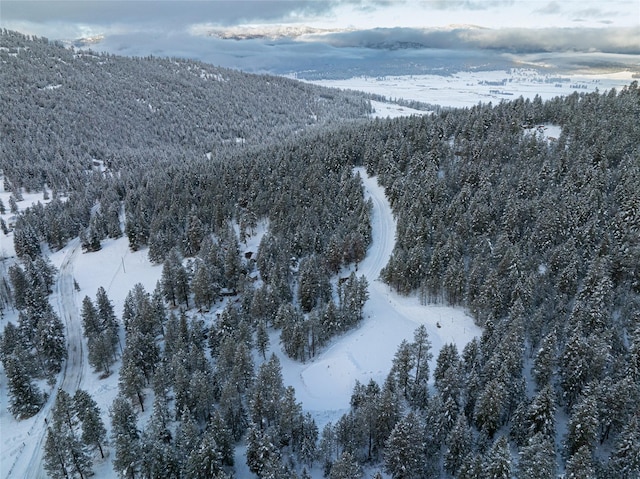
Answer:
xmin=303 ymin=68 xmax=637 ymax=110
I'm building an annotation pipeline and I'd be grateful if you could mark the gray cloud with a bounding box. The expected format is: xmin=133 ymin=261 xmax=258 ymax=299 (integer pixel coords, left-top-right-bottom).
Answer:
xmin=0 ymin=1 xmax=333 ymax=28
xmin=533 ymin=1 xmax=563 ymax=15
xmin=303 ymin=26 xmax=640 ymax=55
xmin=428 ymin=0 xmax=514 ymax=10
xmin=2 ymin=0 xmax=637 ymax=77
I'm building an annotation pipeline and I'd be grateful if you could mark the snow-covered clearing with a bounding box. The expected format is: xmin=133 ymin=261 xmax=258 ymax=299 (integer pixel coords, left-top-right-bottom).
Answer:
xmin=273 ymin=168 xmax=480 ymax=428
xmin=369 ymin=100 xmax=430 ymax=119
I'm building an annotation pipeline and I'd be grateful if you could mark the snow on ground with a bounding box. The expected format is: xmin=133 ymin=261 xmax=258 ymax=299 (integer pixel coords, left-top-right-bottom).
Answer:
xmin=306 ymin=68 xmax=636 ymax=109
xmin=1 ymin=235 xmax=162 ymax=479
xmin=0 ymin=181 xmax=59 ymax=479
xmin=369 ymin=100 xmax=430 ymax=119
xmin=272 ymin=168 xmax=481 ymax=428
xmin=1 ymin=167 xmax=479 ymax=478
xmin=523 ymin=123 xmax=563 ymax=143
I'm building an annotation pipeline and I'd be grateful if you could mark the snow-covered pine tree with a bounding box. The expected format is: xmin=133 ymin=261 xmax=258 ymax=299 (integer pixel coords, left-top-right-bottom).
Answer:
xmin=383 ymin=411 xmax=426 ymax=479
xmin=110 ymin=394 xmax=141 ymax=479
xmin=73 ymin=389 xmax=107 ymax=459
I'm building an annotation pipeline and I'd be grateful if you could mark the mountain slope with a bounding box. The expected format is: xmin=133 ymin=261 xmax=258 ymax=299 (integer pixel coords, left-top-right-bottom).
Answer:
xmin=0 ymin=30 xmax=370 ymax=192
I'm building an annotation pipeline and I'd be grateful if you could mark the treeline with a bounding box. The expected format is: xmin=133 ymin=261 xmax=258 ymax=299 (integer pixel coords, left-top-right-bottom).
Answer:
xmin=102 ymin=82 xmax=639 ymax=478
xmin=0 ymin=256 xmax=64 ymax=418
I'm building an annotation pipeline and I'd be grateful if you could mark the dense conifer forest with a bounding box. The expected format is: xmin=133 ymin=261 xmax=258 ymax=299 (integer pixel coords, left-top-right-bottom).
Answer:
xmin=1 ymin=30 xmax=639 ymax=478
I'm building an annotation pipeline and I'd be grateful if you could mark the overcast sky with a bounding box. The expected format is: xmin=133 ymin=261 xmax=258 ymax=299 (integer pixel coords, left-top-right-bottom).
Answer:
xmin=2 ymin=1 xmax=638 ymax=73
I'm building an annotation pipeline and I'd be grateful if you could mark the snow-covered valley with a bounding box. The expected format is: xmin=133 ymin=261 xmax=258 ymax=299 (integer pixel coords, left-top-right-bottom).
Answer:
xmin=304 ymin=69 xmax=637 ymax=110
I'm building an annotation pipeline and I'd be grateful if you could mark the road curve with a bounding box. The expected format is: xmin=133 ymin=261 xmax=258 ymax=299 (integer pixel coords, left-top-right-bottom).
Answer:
xmin=354 ymin=167 xmax=396 ymax=282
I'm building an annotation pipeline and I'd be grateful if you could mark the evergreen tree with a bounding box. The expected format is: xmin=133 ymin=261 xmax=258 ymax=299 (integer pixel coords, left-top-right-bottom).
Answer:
xmin=208 ymin=410 xmax=235 ymax=467
xmin=191 ymin=257 xmax=217 ymax=310
xmin=390 ymin=339 xmax=415 ymax=399
xmin=81 ymin=295 xmax=101 ymax=338
xmin=457 ymin=453 xmax=484 ymax=479
xmin=8 ymin=194 xmax=18 ymax=214
xmin=161 ymin=248 xmax=190 ymax=308
xmin=73 ymin=389 xmax=107 ymax=459
xmin=319 ymin=422 xmax=339 ymax=476
xmin=140 ymin=396 xmax=178 ymax=479
xmin=43 ymin=427 xmax=72 ymax=479
xmin=44 ymin=390 xmax=93 ymax=479
xmin=34 ymin=305 xmax=67 ymax=375
xmin=299 ymin=412 xmax=318 ymax=467
xmin=483 ymin=436 xmax=512 ymax=479
xmin=81 ymin=294 xmax=116 ymax=375
xmin=298 ymin=254 xmax=331 ymax=313
xmin=256 ymin=319 xmax=269 ymax=360
xmin=8 ymin=263 xmax=29 ymax=310
xmin=95 ymin=286 xmax=120 ymax=353
xmin=175 ymin=409 xmax=199 ymax=468
xmin=609 ymin=414 xmax=640 ymax=478
xmin=518 ymin=432 xmax=556 ymax=479
xmin=532 ymin=330 xmax=556 ymax=389
xmin=218 ymin=378 xmax=248 ymax=441
xmin=560 ymin=324 xmax=592 ymax=408
xmin=383 ymin=412 xmax=426 ymax=479
xmin=410 ymin=324 xmax=432 ymax=407
xmin=329 ymin=451 xmax=362 ymax=479
xmin=222 ymin=225 xmax=242 ymax=290
xmin=474 ymin=377 xmax=506 ymax=438
xmin=0 ymin=322 xmax=25 ymax=365
xmin=118 ymin=338 xmax=148 ymax=410
xmin=434 ymin=342 xmax=460 ymax=395
xmin=250 ymin=353 xmax=285 ymax=429
xmin=564 ymin=393 xmax=598 ymax=457
xmin=184 ymin=428 xmax=224 ymax=479
xmin=276 ymin=385 xmax=303 ymax=448
xmin=246 ymin=425 xmax=283 ymax=478
xmin=565 ymin=444 xmax=596 ymax=479
xmin=525 ymin=385 xmax=556 ymax=441
xmin=13 ymin=220 xmax=41 ymax=258
xmin=3 ymin=354 xmax=44 ymax=419
xmin=443 ymin=414 xmax=472 ymax=476
xmin=110 ymin=394 xmax=141 ymax=479
xmin=184 ymin=213 xmax=206 ymax=257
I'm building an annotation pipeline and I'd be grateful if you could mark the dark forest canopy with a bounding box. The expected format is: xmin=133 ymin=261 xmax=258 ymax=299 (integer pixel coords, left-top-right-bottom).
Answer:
xmin=1 ymin=29 xmax=640 ymax=478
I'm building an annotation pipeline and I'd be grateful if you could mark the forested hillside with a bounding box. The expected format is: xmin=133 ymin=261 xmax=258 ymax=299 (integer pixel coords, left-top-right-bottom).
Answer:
xmin=1 ymin=29 xmax=639 ymax=479
xmin=0 ymin=29 xmax=370 ymax=192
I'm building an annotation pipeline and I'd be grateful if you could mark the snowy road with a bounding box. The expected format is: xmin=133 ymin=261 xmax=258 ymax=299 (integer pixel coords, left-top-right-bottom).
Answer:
xmin=279 ymin=168 xmax=481 ymax=421
xmin=6 ymin=239 xmax=84 ymax=479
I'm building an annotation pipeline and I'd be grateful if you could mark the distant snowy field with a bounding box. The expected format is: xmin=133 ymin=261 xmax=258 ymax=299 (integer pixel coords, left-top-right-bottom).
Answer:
xmin=301 ymin=68 xmax=637 ymax=111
